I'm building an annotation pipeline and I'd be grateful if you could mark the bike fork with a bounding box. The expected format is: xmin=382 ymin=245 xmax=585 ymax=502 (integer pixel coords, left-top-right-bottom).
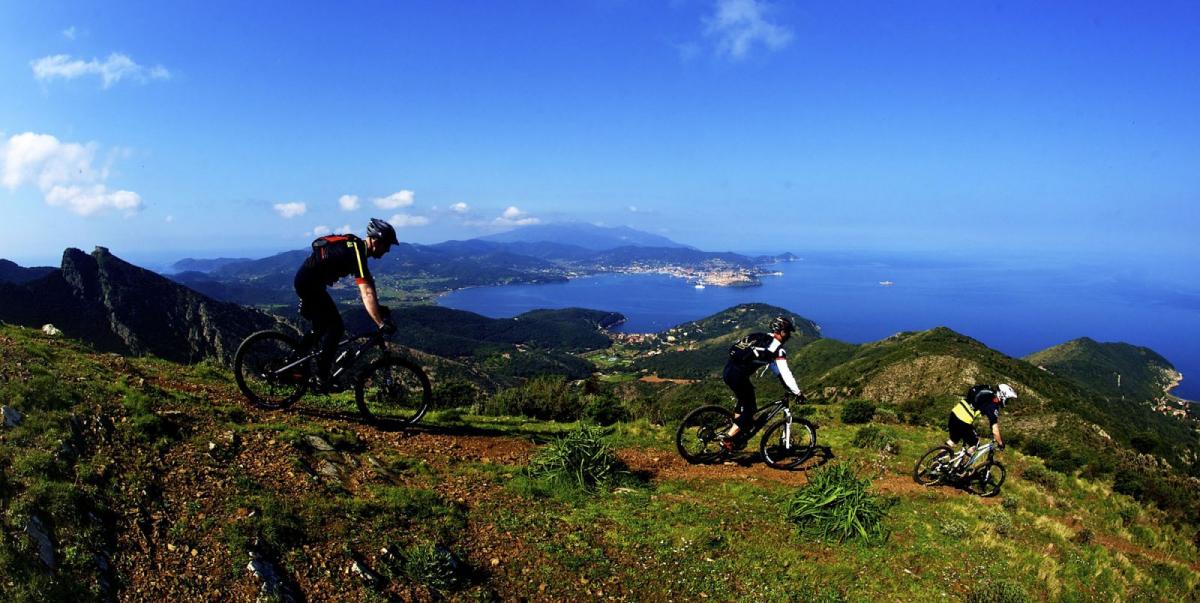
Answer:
xmin=781 ymin=408 xmax=793 ymax=450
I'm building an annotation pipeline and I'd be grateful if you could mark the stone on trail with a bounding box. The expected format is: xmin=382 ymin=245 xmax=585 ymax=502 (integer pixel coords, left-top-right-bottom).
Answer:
xmin=41 ymin=324 xmax=62 ymax=336
xmin=2 ymin=405 xmax=22 ymax=428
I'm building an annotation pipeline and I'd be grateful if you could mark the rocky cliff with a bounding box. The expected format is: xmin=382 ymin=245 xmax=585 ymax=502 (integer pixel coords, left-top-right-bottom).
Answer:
xmin=0 ymin=247 xmax=287 ymax=364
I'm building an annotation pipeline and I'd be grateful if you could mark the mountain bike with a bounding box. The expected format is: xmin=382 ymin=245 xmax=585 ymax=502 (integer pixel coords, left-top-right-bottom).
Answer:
xmin=675 ymin=393 xmax=816 ymax=469
xmin=913 ymin=439 xmax=1006 ymax=497
xmin=233 ymin=328 xmax=431 ymax=425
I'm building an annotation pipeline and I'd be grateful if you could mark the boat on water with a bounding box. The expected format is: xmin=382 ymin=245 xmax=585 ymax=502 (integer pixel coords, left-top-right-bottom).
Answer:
xmin=694 ymin=283 xmax=706 ymax=289
xmin=879 ymin=280 xmax=895 ymax=287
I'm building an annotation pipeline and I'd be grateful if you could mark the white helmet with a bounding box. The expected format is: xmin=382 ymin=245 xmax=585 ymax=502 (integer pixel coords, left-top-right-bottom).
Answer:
xmin=996 ymin=384 xmax=1018 ymax=404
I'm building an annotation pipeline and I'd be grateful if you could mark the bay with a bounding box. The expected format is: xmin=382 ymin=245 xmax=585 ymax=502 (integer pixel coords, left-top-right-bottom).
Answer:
xmin=439 ymin=253 xmax=1200 ymax=400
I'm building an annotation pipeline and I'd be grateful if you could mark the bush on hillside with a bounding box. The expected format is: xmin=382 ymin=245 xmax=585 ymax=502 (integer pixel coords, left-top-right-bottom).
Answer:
xmin=851 ymin=425 xmax=899 ymax=454
xmin=432 ymin=379 xmax=478 ymax=410
xmin=581 ymin=393 xmax=629 ymax=426
xmin=1130 ymin=432 xmax=1160 ymax=455
xmin=841 ymin=400 xmax=876 ymax=425
xmin=784 ymin=464 xmax=890 ymax=544
xmin=525 ymin=423 xmax=629 ymax=492
xmin=480 ymin=375 xmax=579 ymax=421
xmin=1022 ymin=463 xmax=1061 ymax=492
xmin=966 ymin=579 xmax=1028 ymax=603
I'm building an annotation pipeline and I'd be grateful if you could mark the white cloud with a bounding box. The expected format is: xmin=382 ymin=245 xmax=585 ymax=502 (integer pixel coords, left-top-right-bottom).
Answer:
xmin=273 ymin=202 xmax=307 ymax=219
xmin=374 ymin=189 xmax=414 ymax=209
xmin=390 ymin=213 xmax=430 ymax=227
xmin=165 ymin=214 xmax=174 ymax=223
xmin=704 ymin=0 xmax=793 ymax=60
xmin=62 ymin=26 xmax=77 ymax=40
xmin=493 ymin=206 xmax=540 ymax=226
xmin=450 ymin=202 xmax=470 ymax=214
xmin=1 ymin=132 xmax=143 ymax=216
xmin=338 ymin=224 xmax=352 ymax=234
xmin=338 ymin=194 xmax=360 ymax=211
xmin=31 ymin=52 xmax=171 ymax=88
xmin=310 ymin=225 xmax=331 ymax=237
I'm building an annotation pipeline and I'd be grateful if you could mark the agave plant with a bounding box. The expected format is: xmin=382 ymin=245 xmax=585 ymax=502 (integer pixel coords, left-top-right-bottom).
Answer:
xmin=785 ymin=464 xmax=890 ymax=544
xmin=526 ymin=423 xmax=628 ymax=491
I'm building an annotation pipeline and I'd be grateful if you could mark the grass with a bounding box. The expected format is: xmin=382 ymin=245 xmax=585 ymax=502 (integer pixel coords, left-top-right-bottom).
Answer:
xmin=2 ymin=323 xmax=1199 ymax=601
xmin=523 ymin=423 xmax=632 ymax=494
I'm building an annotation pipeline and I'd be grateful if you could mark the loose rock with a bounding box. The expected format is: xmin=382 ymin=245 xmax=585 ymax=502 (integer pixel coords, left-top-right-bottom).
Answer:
xmin=304 ymin=435 xmax=336 ymax=452
xmin=25 ymin=515 xmax=55 ymax=570
xmin=2 ymin=405 xmax=23 ymax=428
xmin=41 ymin=324 xmax=62 ymax=336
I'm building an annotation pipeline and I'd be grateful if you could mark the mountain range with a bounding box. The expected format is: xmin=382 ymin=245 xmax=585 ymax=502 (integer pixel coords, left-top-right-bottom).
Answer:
xmin=161 ymin=223 xmax=793 ymax=307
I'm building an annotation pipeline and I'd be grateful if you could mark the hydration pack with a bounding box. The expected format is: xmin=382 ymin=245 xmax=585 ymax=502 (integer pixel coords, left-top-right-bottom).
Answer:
xmin=964 ymin=384 xmax=994 ymax=404
xmin=728 ymin=333 xmax=771 ymax=366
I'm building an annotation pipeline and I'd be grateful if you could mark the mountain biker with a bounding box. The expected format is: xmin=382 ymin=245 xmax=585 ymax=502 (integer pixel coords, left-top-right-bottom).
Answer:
xmin=720 ymin=316 xmax=805 ymax=452
xmin=294 ymin=218 xmax=399 ymax=391
xmin=946 ymin=383 xmax=1017 ymax=470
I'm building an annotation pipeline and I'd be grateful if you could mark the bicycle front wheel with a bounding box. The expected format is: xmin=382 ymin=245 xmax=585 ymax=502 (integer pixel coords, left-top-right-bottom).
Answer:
xmin=675 ymin=405 xmax=734 ymax=464
xmin=233 ymin=330 xmax=308 ymax=410
xmin=913 ymin=446 xmax=953 ymax=486
xmin=966 ymin=461 xmax=1006 ymax=497
xmin=355 ymin=357 xmax=432 ymax=425
xmin=759 ymin=419 xmax=816 ymax=470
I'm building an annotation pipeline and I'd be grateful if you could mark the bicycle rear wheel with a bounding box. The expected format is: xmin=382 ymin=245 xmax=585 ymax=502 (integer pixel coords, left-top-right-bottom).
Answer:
xmin=355 ymin=357 xmax=432 ymax=426
xmin=675 ymin=405 xmax=735 ymax=464
xmin=759 ymin=419 xmax=816 ymax=470
xmin=966 ymin=461 xmax=1006 ymax=497
xmin=233 ymin=330 xmax=308 ymax=410
xmin=913 ymin=446 xmax=953 ymax=486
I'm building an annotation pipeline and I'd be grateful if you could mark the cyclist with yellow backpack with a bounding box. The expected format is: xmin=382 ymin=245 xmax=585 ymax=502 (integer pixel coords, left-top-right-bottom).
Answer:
xmin=946 ymin=384 xmax=1017 ymax=469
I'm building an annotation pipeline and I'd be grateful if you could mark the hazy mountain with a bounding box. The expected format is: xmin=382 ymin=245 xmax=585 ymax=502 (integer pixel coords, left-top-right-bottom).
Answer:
xmin=169 ymin=257 xmax=253 ymax=274
xmin=0 ymin=247 xmax=286 ymax=364
xmin=478 ymin=222 xmax=692 ymax=250
xmin=0 ymin=259 xmax=55 ymax=284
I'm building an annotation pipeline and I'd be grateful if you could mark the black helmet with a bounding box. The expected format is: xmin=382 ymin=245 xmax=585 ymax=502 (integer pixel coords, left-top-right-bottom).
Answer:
xmin=367 ymin=218 xmax=400 ymax=246
xmin=769 ymin=316 xmax=796 ymax=336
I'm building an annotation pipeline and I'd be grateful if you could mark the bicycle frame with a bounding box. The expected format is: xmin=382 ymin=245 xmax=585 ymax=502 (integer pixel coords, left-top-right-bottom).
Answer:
xmin=269 ymin=331 xmax=386 ymax=382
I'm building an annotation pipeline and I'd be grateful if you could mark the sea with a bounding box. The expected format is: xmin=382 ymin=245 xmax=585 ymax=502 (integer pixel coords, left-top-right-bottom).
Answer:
xmin=439 ymin=251 xmax=1200 ymax=401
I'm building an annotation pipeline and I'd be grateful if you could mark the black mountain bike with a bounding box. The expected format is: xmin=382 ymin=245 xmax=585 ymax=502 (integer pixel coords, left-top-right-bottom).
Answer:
xmin=675 ymin=393 xmax=816 ymax=470
xmin=233 ymin=328 xmax=431 ymax=425
xmin=913 ymin=439 xmax=1006 ymax=497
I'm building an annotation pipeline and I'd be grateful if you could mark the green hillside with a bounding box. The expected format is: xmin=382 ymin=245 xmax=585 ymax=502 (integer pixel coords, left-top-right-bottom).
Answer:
xmin=1025 ymin=337 xmax=1180 ymax=403
xmin=629 ymin=303 xmax=821 ymax=379
xmin=1 ymin=324 xmax=1197 ymax=601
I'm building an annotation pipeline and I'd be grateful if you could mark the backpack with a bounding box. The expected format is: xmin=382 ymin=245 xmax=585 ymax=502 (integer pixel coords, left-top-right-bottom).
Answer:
xmin=964 ymin=384 xmax=994 ymax=405
xmin=312 ymin=235 xmax=353 ymax=260
xmin=728 ymin=333 xmax=769 ymax=366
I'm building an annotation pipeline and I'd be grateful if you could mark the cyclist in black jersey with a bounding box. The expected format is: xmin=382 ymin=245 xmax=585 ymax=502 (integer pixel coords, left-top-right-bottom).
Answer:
xmin=721 ymin=316 xmax=805 ymax=451
xmin=294 ymin=218 xmax=399 ymax=390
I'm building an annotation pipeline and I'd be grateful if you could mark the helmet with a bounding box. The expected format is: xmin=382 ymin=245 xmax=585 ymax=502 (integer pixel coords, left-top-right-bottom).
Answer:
xmin=996 ymin=384 xmax=1017 ymax=406
xmin=769 ymin=316 xmax=796 ymax=337
xmin=366 ymin=218 xmax=400 ymax=246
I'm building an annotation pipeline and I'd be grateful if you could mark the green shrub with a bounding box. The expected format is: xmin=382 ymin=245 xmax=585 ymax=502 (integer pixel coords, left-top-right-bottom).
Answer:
xmin=939 ymin=519 xmax=970 ymax=539
xmin=378 ymin=542 xmax=468 ymax=594
xmin=1045 ymin=449 xmax=1084 ymax=474
xmin=1131 ymin=432 xmax=1160 ymax=455
xmin=525 ymin=423 xmax=629 ymax=492
xmin=1073 ymin=527 xmax=1094 ymax=545
xmin=990 ymin=509 xmax=1014 ymax=536
xmin=581 ymin=393 xmax=629 ymax=426
xmin=1001 ymin=497 xmax=1019 ymax=513
xmin=784 ymin=464 xmax=890 ymax=544
xmin=966 ymin=579 xmax=1028 ymax=603
xmin=1021 ymin=463 xmax=1060 ymax=492
xmin=481 ymin=375 xmax=579 ymax=421
xmin=1117 ymin=505 xmax=1139 ymax=527
xmin=1112 ymin=468 xmax=1145 ymax=499
xmin=872 ymin=407 xmax=900 ymax=424
xmin=850 ymin=425 xmax=899 ymax=454
xmin=432 ymin=379 xmax=478 ymax=410
xmin=1020 ymin=437 xmax=1054 ymax=459
xmin=840 ymin=400 xmax=876 ymax=425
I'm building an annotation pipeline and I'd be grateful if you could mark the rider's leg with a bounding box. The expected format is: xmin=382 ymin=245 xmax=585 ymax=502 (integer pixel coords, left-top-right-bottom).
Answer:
xmin=722 ymin=364 xmax=756 ymax=443
xmin=304 ymin=289 xmax=343 ymax=382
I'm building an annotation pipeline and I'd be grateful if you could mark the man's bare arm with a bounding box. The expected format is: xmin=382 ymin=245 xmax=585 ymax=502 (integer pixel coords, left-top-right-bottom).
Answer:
xmin=358 ymin=282 xmax=386 ymax=326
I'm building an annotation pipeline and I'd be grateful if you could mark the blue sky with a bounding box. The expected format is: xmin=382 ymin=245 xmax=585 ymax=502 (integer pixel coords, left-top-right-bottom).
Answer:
xmin=2 ymin=1 xmax=1198 ymax=271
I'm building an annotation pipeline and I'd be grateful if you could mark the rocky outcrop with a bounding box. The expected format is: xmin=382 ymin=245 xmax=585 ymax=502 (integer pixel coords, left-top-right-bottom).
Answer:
xmin=0 ymin=247 xmax=288 ymax=365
